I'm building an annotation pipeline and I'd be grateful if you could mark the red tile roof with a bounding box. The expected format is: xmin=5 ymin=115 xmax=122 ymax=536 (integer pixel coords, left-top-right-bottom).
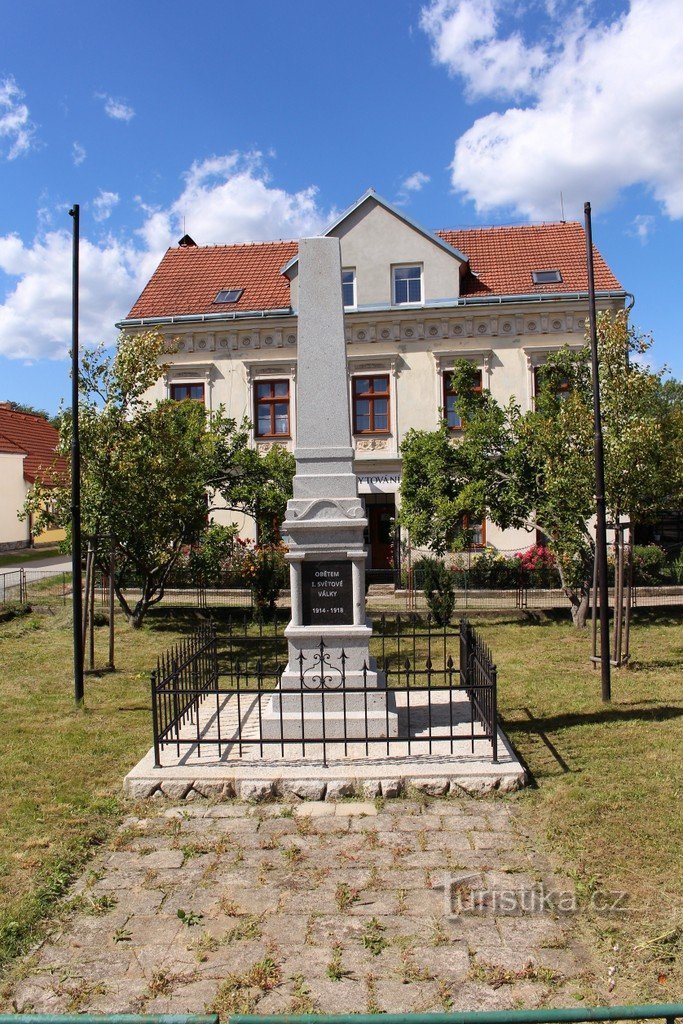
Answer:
xmin=128 ymin=240 xmax=298 ymax=319
xmin=0 ymin=406 xmax=66 ymax=484
xmin=437 ymin=222 xmax=621 ymax=297
xmin=126 ymin=222 xmax=622 ymax=319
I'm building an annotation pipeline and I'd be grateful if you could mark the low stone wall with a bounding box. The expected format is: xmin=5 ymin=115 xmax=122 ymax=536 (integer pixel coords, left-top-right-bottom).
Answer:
xmin=125 ymin=770 xmax=526 ymax=803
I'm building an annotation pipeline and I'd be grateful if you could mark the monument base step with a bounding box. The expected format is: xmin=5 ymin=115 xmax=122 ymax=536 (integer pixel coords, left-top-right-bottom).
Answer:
xmin=260 ymin=708 xmax=400 ymax=741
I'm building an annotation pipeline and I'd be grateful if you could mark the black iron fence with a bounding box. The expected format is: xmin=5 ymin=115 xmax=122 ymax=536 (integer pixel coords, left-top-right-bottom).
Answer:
xmin=151 ymin=622 xmax=219 ymax=767
xmin=150 ymin=614 xmax=499 ymax=767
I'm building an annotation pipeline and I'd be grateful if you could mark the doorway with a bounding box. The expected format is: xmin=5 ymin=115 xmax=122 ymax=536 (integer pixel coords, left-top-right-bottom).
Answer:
xmin=366 ymin=498 xmax=396 ymax=570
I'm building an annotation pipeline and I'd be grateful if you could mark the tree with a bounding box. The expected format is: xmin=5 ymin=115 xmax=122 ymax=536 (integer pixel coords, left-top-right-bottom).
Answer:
xmin=399 ymin=312 xmax=683 ymax=627
xmin=212 ymin=439 xmax=295 ymax=544
xmin=25 ymin=330 xmax=294 ymax=628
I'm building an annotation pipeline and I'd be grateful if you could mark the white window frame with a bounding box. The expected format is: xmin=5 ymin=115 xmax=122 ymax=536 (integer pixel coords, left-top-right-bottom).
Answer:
xmin=342 ymin=268 xmax=356 ymax=310
xmin=392 ymin=264 xmax=423 ymax=306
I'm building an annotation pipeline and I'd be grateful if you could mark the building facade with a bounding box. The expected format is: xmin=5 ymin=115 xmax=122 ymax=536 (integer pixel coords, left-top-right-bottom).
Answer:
xmin=0 ymin=405 xmax=66 ymax=551
xmin=120 ymin=190 xmax=627 ymax=574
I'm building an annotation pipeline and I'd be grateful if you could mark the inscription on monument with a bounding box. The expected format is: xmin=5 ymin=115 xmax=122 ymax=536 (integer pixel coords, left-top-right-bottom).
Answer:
xmin=302 ymin=560 xmax=353 ymax=626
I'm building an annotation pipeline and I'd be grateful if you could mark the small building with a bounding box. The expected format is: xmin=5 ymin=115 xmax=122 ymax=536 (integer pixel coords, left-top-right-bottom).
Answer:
xmin=0 ymin=404 xmax=66 ymax=551
xmin=120 ymin=189 xmax=626 ymax=575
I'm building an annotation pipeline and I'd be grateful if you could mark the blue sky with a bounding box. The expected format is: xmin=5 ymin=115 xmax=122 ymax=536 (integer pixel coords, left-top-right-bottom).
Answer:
xmin=1 ymin=0 xmax=682 ymax=413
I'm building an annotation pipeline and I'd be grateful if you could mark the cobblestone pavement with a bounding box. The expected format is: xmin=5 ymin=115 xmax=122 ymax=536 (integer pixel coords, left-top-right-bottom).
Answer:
xmin=2 ymin=798 xmax=596 ymax=1016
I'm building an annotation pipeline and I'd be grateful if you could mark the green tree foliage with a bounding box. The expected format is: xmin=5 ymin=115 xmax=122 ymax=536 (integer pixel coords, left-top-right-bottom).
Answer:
xmin=25 ymin=331 xmax=295 ymax=627
xmin=400 ymin=312 xmax=683 ymax=626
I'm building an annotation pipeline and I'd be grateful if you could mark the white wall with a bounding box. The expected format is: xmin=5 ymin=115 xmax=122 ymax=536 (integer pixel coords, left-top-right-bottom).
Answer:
xmin=0 ymin=453 xmax=29 ymax=548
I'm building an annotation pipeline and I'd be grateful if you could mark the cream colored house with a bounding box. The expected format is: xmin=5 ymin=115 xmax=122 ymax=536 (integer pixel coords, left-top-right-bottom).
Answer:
xmin=0 ymin=404 xmax=66 ymax=551
xmin=120 ymin=190 xmax=627 ymax=578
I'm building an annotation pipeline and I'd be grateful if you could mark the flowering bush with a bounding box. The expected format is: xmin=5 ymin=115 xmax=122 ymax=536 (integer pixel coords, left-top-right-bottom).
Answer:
xmin=515 ymin=544 xmax=560 ymax=588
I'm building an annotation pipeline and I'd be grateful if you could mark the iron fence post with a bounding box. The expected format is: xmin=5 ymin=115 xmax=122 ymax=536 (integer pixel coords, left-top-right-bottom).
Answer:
xmin=491 ymin=664 xmax=498 ymax=763
xmin=151 ymin=670 xmax=161 ymax=768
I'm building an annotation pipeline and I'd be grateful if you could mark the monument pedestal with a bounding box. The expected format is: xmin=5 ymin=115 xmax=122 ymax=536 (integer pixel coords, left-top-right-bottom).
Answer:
xmin=259 ymin=235 xmax=398 ymax=747
xmin=261 ymin=624 xmax=399 ymax=740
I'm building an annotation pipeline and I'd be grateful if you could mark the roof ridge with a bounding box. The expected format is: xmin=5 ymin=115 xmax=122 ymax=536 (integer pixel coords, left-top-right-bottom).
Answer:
xmin=0 ymin=406 xmax=54 ymax=423
xmin=169 ymin=238 xmax=298 ymax=253
xmin=437 ymin=221 xmax=581 ymax=233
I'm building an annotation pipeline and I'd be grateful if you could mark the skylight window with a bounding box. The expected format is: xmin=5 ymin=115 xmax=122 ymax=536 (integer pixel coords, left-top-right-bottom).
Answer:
xmin=214 ymin=288 xmax=244 ymax=303
xmin=531 ymin=270 xmax=562 ymax=285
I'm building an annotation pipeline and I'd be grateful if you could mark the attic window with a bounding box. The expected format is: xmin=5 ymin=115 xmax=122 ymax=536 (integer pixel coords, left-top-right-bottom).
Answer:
xmin=214 ymin=288 xmax=244 ymax=303
xmin=532 ymin=270 xmax=562 ymax=285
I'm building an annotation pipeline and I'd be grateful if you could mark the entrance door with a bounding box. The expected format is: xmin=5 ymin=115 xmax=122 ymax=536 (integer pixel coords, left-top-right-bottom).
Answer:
xmin=368 ymin=503 xmax=395 ymax=569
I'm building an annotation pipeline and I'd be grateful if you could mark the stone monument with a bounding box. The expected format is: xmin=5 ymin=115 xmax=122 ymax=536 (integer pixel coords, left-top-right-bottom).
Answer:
xmin=262 ymin=236 xmax=398 ymax=741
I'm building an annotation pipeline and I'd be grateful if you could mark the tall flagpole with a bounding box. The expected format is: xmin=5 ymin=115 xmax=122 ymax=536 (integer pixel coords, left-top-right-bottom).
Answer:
xmin=584 ymin=201 xmax=611 ymax=702
xmin=69 ymin=204 xmax=84 ymax=705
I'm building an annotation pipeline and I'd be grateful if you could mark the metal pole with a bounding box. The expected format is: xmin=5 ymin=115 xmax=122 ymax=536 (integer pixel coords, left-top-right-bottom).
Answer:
xmin=584 ymin=202 xmax=611 ymax=702
xmin=69 ymin=204 xmax=84 ymax=705
xmin=108 ymin=537 xmax=115 ymax=670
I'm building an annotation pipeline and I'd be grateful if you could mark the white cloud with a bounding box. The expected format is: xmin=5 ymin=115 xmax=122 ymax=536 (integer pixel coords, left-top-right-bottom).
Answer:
xmin=92 ymin=189 xmax=120 ymax=222
xmin=97 ymin=93 xmax=135 ymax=122
xmin=0 ymin=76 xmax=36 ymax=160
xmin=401 ymin=171 xmax=431 ymax=193
xmin=628 ymin=214 xmax=656 ymax=244
xmin=0 ymin=153 xmax=330 ymax=361
xmin=421 ymin=0 xmax=683 ymax=221
xmin=72 ymin=141 xmax=86 ymax=166
xmin=420 ymin=0 xmax=549 ymax=100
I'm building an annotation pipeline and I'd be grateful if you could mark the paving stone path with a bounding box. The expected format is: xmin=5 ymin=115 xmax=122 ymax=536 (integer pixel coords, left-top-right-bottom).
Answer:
xmin=3 ymin=798 xmax=596 ymax=1016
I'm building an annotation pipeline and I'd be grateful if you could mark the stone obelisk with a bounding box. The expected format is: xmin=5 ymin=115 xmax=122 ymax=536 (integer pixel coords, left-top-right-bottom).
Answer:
xmin=261 ymin=236 xmax=397 ymax=741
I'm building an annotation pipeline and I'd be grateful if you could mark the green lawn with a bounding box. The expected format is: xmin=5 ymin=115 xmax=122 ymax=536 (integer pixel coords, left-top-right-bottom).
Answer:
xmin=478 ymin=610 xmax=683 ymax=1003
xmin=0 ymin=602 xmax=681 ymax=1001
xmin=0 ymin=546 xmax=62 ymax=568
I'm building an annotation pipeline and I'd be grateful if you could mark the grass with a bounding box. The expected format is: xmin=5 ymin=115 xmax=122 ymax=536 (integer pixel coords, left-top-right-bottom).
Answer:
xmin=0 ymin=600 xmax=681 ymax=1003
xmin=0 ymin=602 xmax=192 ymax=974
xmin=476 ymin=608 xmax=683 ymax=1003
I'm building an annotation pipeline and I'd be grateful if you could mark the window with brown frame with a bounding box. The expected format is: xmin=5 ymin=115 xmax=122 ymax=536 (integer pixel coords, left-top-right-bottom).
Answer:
xmin=169 ymin=382 xmax=205 ymax=403
xmin=352 ymin=375 xmax=390 ymax=434
xmin=533 ymin=365 xmax=571 ymax=404
xmin=443 ymin=368 xmax=482 ymax=431
xmin=457 ymin=515 xmax=486 ymax=548
xmin=255 ymin=379 xmax=290 ymax=437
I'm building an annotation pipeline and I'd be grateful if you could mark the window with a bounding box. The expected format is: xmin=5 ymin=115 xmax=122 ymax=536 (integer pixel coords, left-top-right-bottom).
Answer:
xmin=342 ymin=269 xmax=356 ymax=308
xmin=531 ymin=270 xmax=562 ymax=285
xmin=214 ymin=288 xmax=244 ymax=303
xmin=170 ymin=382 xmax=205 ymax=403
xmin=456 ymin=516 xmax=486 ymax=549
xmin=393 ymin=265 xmax=422 ymax=305
xmin=352 ymin=375 xmax=390 ymax=434
xmin=444 ymin=368 xmax=482 ymax=431
xmin=255 ymin=380 xmax=290 ymax=437
xmin=533 ymin=365 xmax=570 ymax=403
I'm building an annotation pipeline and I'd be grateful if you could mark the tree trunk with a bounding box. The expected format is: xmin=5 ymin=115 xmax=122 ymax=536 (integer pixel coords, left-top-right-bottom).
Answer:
xmin=568 ymin=587 xmax=590 ymax=628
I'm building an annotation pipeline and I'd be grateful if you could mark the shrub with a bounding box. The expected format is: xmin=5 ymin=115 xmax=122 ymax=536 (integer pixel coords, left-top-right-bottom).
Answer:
xmin=631 ymin=544 xmax=669 ymax=586
xmin=413 ymin=556 xmax=456 ymax=626
xmin=184 ymin=524 xmax=239 ymax=586
xmin=243 ymin=543 xmax=288 ymax=619
xmin=467 ymin=547 xmax=519 ymax=589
